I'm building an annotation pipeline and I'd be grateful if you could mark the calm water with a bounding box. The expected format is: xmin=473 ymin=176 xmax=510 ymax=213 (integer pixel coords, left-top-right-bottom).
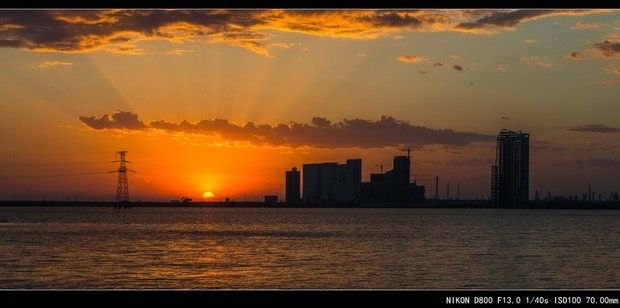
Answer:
xmin=0 ymin=206 xmax=618 ymax=289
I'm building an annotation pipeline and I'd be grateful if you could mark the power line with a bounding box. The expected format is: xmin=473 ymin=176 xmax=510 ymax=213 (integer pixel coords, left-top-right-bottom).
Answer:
xmin=0 ymin=171 xmax=111 ymax=180
xmin=0 ymin=151 xmax=111 ymax=158
xmin=0 ymin=161 xmax=108 ymax=168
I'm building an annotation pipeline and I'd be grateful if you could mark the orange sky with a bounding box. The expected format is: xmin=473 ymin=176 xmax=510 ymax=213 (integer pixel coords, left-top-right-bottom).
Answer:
xmin=1 ymin=9 xmax=619 ymax=201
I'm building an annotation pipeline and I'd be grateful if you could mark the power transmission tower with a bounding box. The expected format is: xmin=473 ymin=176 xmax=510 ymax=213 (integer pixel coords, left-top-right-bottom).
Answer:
xmin=110 ymin=151 xmax=135 ymax=209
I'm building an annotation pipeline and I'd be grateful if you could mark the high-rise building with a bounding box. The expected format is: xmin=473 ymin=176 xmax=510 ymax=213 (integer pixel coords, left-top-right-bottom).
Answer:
xmin=303 ymin=159 xmax=362 ymax=204
xmin=285 ymin=167 xmax=301 ymax=204
xmin=333 ymin=159 xmax=362 ymax=203
xmin=491 ymin=129 xmax=529 ymax=205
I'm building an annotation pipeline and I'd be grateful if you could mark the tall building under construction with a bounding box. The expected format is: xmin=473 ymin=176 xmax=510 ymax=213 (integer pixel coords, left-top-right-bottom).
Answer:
xmin=491 ymin=129 xmax=529 ymax=205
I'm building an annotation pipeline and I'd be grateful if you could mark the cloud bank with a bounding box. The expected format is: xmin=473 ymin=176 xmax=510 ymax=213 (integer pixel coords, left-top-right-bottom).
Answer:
xmin=566 ymin=124 xmax=620 ymax=133
xmin=78 ymin=111 xmax=495 ymax=149
xmin=78 ymin=111 xmax=146 ymax=130
xmin=0 ymin=10 xmax=610 ymax=57
xmin=396 ymin=54 xmax=426 ymax=63
xmin=33 ymin=60 xmax=73 ymax=68
xmin=593 ymin=39 xmax=620 ymax=59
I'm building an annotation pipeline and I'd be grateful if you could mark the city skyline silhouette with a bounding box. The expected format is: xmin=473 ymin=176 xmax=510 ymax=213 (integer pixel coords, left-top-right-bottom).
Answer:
xmin=1 ymin=9 xmax=619 ymax=202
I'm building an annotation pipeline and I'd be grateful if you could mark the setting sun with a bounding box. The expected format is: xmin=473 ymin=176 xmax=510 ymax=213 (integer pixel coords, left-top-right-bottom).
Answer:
xmin=202 ymin=191 xmax=215 ymax=199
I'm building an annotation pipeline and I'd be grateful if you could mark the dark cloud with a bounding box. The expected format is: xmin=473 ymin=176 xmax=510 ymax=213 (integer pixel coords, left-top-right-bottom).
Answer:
xmin=0 ymin=10 xmax=610 ymax=56
xmin=0 ymin=39 xmax=25 ymax=48
xmin=310 ymin=117 xmax=331 ymax=127
xmin=593 ymin=40 xmax=620 ymax=59
xmin=565 ymin=51 xmax=586 ymax=60
xmin=78 ymin=110 xmax=146 ymax=130
xmin=455 ymin=10 xmax=554 ymax=30
xmin=454 ymin=10 xmax=601 ymax=32
xmin=453 ymin=65 xmax=463 ymax=71
xmin=418 ymin=70 xmax=429 ymax=74
xmin=360 ymin=11 xmax=422 ymax=28
xmin=79 ymin=112 xmax=495 ymax=149
xmin=433 ymin=62 xmax=443 ymax=67
xmin=0 ymin=10 xmax=268 ymax=54
xmin=500 ymin=116 xmax=510 ymax=120
xmin=566 ymin=124 xmax=620 ymax=133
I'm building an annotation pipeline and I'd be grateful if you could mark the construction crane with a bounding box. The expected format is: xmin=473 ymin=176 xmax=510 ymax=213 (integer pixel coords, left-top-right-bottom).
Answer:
xmin=402 ymin=146 xmax=412 ymax=161
xmin=375 ymin=163 xmax=391 ymax=174
xmin=411 ymin=174 xmax=430 ymax=183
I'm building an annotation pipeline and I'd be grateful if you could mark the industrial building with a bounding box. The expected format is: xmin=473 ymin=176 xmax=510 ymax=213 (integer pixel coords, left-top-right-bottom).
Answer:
xmin=491 ymin=129 xmax=529 ymax=205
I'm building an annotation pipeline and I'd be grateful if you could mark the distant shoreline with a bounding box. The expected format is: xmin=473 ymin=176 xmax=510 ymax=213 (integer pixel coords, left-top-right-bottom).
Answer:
xmin=1 ymin=200 xmax=619 ymax=210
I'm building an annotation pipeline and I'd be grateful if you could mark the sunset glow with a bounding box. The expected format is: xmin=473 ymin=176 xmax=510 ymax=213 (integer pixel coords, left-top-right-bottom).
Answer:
xmin=1 ymin=9 xmax=619 ymax=201
xmin=202 ymin=192 xmax=215 ymax=199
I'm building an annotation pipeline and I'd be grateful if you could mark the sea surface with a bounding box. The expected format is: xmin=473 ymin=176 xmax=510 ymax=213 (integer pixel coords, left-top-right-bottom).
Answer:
xmin=0 ymin=206 xmax=618 ymax=289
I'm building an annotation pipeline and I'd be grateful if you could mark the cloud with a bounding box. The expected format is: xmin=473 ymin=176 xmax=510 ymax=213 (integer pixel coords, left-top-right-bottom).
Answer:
xmin=310 ymin=116 xmax=331 ymax=127
xmin=500 ymin=116 xmax=510 ymax=120
xmin=433 ymin=62 xmax=443 ymax=66
xmin=571 ymin=21 xmax=604 ymax=29
xmin=450 ymin=55 xmax=461 ymax=59
xmin=605 ymin=66 xmax=620 ymax=75
xmin=497 ymin=65 xmax=507 ymax=71
xmin=578 ymin=158 xmax=620 ymax=168
xmin=268 ymin=42 xmax=297 ymax=49
xmin=33 ymin=60 xmax=73 ymax=68
xmin=454 ymin=10 xmax=607 ymax=33
xmin=166 ymin=49 xmax=194 ymax=55
xmin=356 ymin=52 xmax=367 ymax=57
xmin=445 ymin=157 xmax=493 ymax=167
xmin=0 ymin=10 xmax=612 ymax=57
xmin=106 ymin=44 xmax=144 ymax=55
xmin=396 ymin=54 xmax=426 ymax=63
xmin=452 ymin=64 xmax=463 ymax=71
xmin=565 ymin=51 xmax=586 ymax=60
xmin=532 ymin=142 xmax=566 ymax=152
xmin=591 ymin=79 xmax=620 ymax=87
xmin=536 ymin=62 xmax=561 ymax=68
xmin=566 ymin=124 xmax=620 ymax=133
xmin=78 ymin=110 xmax=146 ymax=130
xmin=524 ymin=39 xmax=537 ymax=44
xmin=78 ymin=112 xmax=495 ymax=148
xmin=593 ymin=39 xmax=620 ymax=59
